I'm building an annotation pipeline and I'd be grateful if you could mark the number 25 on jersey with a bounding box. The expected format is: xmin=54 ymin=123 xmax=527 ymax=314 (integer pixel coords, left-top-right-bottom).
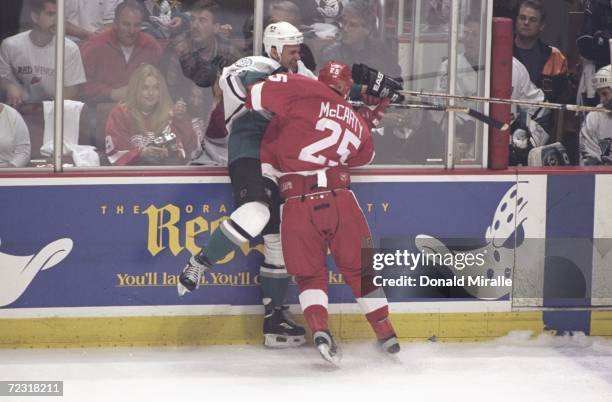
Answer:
xmin=299 ymin=118 xmax=361 ymax=167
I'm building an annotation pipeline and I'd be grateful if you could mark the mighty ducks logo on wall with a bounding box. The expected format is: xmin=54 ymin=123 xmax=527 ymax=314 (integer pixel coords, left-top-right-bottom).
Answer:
xmin=415 ymin=184 xmax=527 ymax=300
xmin=0 ymin=238 xmax=73 ymax=307
xmin=370 ymin=184 xmax=533 ymax=301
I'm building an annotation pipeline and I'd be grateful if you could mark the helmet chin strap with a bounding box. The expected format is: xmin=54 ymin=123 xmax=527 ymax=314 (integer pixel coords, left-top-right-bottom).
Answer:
xmin=270 ymin=47 xmax=281 ymax=63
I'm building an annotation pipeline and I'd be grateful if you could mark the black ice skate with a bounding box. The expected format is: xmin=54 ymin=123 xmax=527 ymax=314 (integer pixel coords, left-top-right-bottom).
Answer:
xmin=177 ymin=254 xmax=211 ymax=296
xmin=263 ymin=304 xmax=306 ymax=348
xmin=379 ymin=335 xmax=401 ymax=355
xmin=313 ymin=330 xmax=341 ymax=366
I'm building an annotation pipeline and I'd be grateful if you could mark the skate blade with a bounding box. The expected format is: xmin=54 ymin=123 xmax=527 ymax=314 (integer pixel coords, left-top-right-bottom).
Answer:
xmin=381 ymin=350 xmax=402 ymax=364
xmin=264 ymin=334 xmax=306 ymax=348
xmin=317 ymin=344 xmax=341 ymax=367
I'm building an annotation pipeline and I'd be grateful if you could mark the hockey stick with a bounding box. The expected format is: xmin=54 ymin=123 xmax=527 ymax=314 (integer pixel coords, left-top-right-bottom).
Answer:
xmin=350 ymin=101 xmax=510 ymax=131
xmin=402 ymin=66 xmax=484 ymax=82
xmin=399 ymin=89 xmax=612 ymax=113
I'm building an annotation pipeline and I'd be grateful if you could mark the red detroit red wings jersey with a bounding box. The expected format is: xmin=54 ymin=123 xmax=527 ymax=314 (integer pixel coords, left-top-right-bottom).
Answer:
xmin=246 ymin=74 xmax=374 ymax=173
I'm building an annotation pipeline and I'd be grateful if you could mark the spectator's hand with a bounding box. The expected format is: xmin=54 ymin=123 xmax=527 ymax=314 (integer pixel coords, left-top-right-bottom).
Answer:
xmin=140 ymin=146 xmax=169 ymax=164
xmin=111 ymin=86 xmax=128 ymax=102
xmin=171 ymin=99 xmax=187 ymax=118
xmin=5 ymin=83 xmax=24 ymax=108
xmin=169 ymin=16 xmax=183 ymax=29
xmin=357 ymin=98 xmax=391 ymax=129
xmin=211 ymin=55 xmax=229 ymax=69
xmin=217 ymin=24 xmax=233 ymax=37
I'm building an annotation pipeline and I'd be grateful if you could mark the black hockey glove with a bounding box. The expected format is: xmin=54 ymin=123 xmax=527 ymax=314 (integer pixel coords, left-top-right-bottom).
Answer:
xmin=593 ymin=30 xmax=612 ymax=48
xmin=352 ymin=63 xmax=405 ymax=103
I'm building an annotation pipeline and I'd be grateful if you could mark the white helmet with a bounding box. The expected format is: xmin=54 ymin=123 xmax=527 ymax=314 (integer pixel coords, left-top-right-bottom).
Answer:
xmin=592 ymin=64 xmax=612 ymax=91
xmin=263 ymin=22 xmax=303 ymax=57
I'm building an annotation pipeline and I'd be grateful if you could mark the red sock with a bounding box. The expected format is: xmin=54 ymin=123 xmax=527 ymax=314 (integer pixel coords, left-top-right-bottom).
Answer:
xmin=303 ymin=305 xmax=329 ymax=333
xmin=366 ymin=306 xmax=396 ymax=340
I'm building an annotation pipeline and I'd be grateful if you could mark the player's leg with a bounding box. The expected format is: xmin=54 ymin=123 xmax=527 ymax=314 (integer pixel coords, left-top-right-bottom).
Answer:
xmin=177 ymin=158 xmax=271 ymax=295
xmin=330 ymin=191 xmax=400 ymax=354
xmin=282 ymin=197 xmax=340 ymax=364
xmin=261 ymin=179 xmax=305 ymax=347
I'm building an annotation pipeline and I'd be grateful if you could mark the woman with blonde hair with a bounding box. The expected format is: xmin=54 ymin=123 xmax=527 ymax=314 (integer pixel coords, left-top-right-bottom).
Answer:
xmin=105 ymin=63 xmax=197 ymax=165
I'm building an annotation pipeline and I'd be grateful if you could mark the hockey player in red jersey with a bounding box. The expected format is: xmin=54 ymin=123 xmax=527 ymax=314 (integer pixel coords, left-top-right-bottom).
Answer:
xmin=245 ymin=60 xmax=398 ymax=365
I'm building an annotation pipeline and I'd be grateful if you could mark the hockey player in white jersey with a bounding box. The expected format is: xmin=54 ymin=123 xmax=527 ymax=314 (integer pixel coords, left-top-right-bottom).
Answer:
xmin=177 ymin=22 xmax=314 ymax=347
xmin=509 ymin=57 xmax=556 ymax=166
xmin=580 ymin=64 xmax=612 ymax=165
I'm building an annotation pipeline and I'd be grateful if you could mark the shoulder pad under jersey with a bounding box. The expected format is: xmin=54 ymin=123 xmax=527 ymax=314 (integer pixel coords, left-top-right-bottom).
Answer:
xmin=221 ymin=56 xmax=282 ymax=80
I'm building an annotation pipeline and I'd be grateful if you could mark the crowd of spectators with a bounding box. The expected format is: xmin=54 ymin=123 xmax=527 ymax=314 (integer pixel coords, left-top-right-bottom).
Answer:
xmin=0 ymin=0 xmax=610 ymax=168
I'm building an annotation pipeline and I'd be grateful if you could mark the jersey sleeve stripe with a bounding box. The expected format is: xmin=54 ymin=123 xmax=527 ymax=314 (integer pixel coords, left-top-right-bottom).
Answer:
xmin=226 ymin=75 xmax=247 ymax=102
xmin=250 ymin=82 xmax=265 ymax=112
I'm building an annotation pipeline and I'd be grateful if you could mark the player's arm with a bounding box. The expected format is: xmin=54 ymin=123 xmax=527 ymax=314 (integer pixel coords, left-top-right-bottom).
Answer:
xmin=0 ymin=45 xmax=24 ymax=107
xmin=346 ymin=132 xmax=375 ymax=168
xmin=347 ymin=98 xmax=391 ymax=167
xmin=222 ymin=69 xmax=275 ymax=104
xmin=219 ymin=69 xmax=270 ymax=126
xmin=0 ymin=78 xmax=23 ymax=108
xmin=245 ymin=74 xmax=307 ymax=116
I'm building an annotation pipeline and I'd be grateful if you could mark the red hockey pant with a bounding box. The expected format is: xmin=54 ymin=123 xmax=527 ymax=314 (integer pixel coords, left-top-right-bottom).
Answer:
xmin=281 ymin=189 xmax=394 ymax=340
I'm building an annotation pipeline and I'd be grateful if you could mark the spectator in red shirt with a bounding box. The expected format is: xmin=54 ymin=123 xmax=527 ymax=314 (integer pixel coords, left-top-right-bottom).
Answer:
xmin=80 ymin=0 xmax=162 ymax=103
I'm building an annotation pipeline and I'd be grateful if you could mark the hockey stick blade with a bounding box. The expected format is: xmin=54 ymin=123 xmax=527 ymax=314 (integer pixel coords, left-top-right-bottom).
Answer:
xmin=466 ymin=108 xmax=509 ymax=131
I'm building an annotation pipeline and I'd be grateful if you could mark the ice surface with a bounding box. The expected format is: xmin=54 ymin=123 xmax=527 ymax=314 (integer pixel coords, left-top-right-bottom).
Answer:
xmin=0 ymin=332 xmax=611 ymax=402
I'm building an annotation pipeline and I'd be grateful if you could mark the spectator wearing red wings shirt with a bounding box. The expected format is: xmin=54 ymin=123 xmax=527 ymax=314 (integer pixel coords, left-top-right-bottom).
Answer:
xmin=245 ymin=60 xmax=397 ymax=365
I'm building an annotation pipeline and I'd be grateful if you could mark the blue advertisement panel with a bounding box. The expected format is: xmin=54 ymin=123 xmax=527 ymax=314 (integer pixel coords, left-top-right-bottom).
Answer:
xmin=0 ymin=176 xmax=536 ymax=310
